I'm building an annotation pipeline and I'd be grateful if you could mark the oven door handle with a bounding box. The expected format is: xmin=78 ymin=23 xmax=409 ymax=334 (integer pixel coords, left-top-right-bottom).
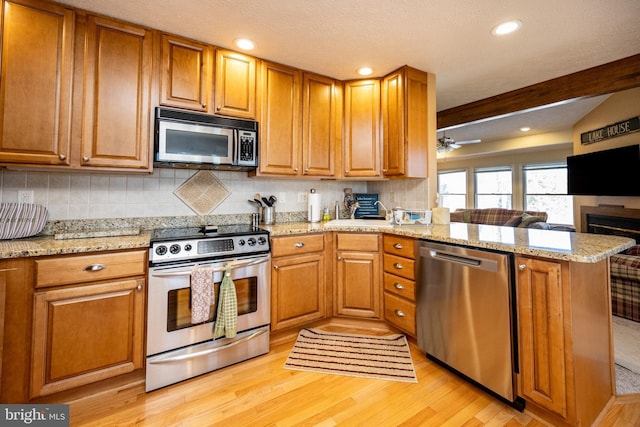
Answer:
xmin=148 ymin=328 xmax=268 ymax=364
xmin=150 ymin=257 xmax=268 ymax=278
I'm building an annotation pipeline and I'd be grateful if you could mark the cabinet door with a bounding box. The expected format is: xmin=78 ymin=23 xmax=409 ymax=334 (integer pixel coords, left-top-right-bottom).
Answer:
xmin=160 ymin=34 xmax=213 ymax=112
xmin=271 ymin=253 xmax=325 ymax=331
xmin=79 ymin=15 xmax=153 ymax=170
xmin=214 ymin=49 xmax=256 ymax=119
xmin=0 ymin=0 xmax=73 ymax=165
xmin=302 ymin=73 xmax=336 ymax=177
xmin=343 ymin=79 xmax=381 ymax=178
xmin=335 ymin=250 xmax=381 ymax=318
xmin=381 ymin=69 xmax=404 ymax=176
xmin=382 ymin=66 xmax=431 ymax=178
xmin=258 ymin=61 xmax=302 ymax=176
xmin=30 ymin=278 xmax=145 ymax=398
xmin=517 ymin=256 xmax=569 ymax=418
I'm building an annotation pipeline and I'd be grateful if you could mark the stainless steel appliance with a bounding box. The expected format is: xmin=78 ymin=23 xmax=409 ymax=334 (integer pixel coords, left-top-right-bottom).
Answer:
xmin=146 ymin=225 xmax=270 ymax=392
xmin=154 ymin=107 xmax=258 ymax=170
xmin=415 ymin=240 xmax=524 ymax=409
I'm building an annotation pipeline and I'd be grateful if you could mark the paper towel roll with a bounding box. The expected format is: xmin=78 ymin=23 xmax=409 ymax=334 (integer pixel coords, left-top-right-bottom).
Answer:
xmin=432 ymin=207 xmax=450 ymax=224
xmin=308 ymin=192 xmax=321 ymax=222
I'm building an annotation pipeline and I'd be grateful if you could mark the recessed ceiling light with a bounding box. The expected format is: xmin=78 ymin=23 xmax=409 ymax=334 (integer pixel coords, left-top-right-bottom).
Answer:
xmin=520 ymin=126 xmax=531 ymax=132
xmin=357 ymin=67 xmax=373 ymax=76
xmin=492 ymin=20 xmax=522 ymax=36
xmin=234 ymin=38 xmax=255 ymax=50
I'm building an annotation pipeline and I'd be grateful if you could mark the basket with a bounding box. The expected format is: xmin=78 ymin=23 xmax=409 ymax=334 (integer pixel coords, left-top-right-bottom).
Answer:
xmin=0 ymin=203 xmax=49 ymax=239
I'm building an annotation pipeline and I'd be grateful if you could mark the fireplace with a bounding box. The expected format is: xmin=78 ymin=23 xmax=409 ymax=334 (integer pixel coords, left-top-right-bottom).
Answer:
xmin=581 ymin=205 xmax=640 ymax=245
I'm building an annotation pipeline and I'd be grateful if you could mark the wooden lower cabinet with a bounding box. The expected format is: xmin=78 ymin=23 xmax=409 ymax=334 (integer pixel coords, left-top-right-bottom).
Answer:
xmin=516 ymin=255 xmax=613 ymax=426
xmin=271 ymin=234 xmax=326 ymax=331
xmin=335 ymin=233 xmax=382 ymax=318
xmin=30 ymin=277 xmax=145 ymax=398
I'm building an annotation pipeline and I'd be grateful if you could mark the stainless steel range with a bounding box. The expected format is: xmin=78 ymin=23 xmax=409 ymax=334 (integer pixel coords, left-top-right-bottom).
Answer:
xmin=146 ymin=225 xmax=271 ymax=392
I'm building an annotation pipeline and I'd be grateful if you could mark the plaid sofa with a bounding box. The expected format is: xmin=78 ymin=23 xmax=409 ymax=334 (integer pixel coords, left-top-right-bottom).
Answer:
xmin=450 ymin=208 xmax=551 ymax=229
xmin=611 ymin=245 xmax=640 ymax=322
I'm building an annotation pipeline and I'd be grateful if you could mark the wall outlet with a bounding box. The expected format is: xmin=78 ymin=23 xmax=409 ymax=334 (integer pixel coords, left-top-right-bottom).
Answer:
xmin=297 ymin=192 xmax=307 ymax=203
xmin=18 ymin=190 xmax=34 ymax=204
xmin=277 ymin=192 xmax=286 ymax=203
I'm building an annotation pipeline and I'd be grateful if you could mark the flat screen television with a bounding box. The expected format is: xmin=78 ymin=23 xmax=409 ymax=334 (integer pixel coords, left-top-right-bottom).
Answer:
xmin=567 ymin=144 xmax=640 ymax=196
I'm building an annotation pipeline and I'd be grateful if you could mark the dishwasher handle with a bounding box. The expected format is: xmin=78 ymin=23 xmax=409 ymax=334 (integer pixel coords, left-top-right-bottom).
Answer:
xmin=420 ymin=246 xmax=500 ymax=272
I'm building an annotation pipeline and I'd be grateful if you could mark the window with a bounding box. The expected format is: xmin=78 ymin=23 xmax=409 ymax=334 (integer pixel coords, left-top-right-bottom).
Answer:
xmin=437 ymin=170 xmax=466 ymax=211
xmin=523 ymin=164 xmax=573 ymax=225
xmin=475 ymin=167 xmax=512 ymax=209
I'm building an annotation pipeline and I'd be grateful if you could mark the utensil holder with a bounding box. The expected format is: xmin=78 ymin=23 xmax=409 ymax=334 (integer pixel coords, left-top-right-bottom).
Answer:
xmin=261 ymin=206 xmax=275 ymax=225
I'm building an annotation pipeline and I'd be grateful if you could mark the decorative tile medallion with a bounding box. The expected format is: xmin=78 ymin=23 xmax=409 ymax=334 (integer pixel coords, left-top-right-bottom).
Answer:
xmin=173 ymin=171 xmax=231 ymax=215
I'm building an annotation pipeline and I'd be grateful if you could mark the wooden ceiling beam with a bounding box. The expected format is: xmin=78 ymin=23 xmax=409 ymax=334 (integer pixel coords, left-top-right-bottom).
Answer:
xmin=437 ymin=54 xmax=640 ymax=130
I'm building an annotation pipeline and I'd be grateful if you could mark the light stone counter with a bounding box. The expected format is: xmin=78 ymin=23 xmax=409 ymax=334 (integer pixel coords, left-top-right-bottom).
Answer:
xmin=0 ymin=232 xmax=152 ymax=259
xmin=268 ymin=221 xmax=634 ymax=263
xmin=0 ymin=221 xmax=633 ymax=263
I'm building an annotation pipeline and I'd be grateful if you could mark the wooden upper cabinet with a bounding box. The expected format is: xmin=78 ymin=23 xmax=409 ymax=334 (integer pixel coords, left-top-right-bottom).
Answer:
xmin=302 ymin=73 xmax=338 ymax=177
xmin=343 ymin=79 xmax=381 ymax=178
xmin=0 ymin=0 xmax=74 ymax=166
xmin=382 ymin=66 xmax=433 ymax=178
xmin=214 ymin=49 xmax=257 ymax=119
xmin=160 ymin=34 xmax=213 ymax=112
xmin=78 ymin=15 xmax=153 ymax=170
xmin=257 ymin=61 xmax=302 ymax=176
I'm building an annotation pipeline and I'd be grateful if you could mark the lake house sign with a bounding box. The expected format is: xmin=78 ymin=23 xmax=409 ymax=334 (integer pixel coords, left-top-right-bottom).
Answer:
xmin=581 ymin=116 xmax=640 ymax=145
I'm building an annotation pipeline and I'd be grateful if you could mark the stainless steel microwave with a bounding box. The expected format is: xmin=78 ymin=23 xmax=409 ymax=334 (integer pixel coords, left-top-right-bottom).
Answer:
xmin=154 ymin=107 xmax=258 ymax=170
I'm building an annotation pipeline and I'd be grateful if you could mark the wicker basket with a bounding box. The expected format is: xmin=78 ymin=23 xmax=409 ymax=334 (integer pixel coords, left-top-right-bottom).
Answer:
xmin=0 ymin=203 xmax=49 ymax=239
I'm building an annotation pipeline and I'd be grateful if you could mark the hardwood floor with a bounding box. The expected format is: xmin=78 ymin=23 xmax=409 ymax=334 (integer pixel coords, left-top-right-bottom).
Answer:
xmin=67 ymin=326 xmax=639 ymax=426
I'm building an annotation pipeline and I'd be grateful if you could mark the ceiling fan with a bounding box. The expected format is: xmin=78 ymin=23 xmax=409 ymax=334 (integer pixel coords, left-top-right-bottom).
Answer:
xmin=437 ymin=133 xmax=481 ymax=153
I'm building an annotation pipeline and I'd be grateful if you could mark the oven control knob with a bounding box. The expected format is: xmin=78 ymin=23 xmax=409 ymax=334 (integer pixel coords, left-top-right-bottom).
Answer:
xmin=247 ymin=237 xmax=257 ymax=246
xmin=155 ymin=245 xmax=167 ymax=256
xmin=170 ymin=244 xmax=181 ymax=254
xmin=184 ymin=244 xmax=192 ymax=252
xmin=238 ymin=239 xmax=246 ymax=246
xmin=258 ymin=236 xmax=267 ymax=245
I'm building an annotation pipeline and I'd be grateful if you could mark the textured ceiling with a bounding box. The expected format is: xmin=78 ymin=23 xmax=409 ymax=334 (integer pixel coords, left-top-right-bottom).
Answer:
xmin=55 ymin=0 xmax=640 ymax=147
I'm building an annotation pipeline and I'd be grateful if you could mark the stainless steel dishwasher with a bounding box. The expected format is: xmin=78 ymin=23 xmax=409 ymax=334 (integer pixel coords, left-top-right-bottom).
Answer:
xmin=415 ymin=240 xmax=524 ymax=409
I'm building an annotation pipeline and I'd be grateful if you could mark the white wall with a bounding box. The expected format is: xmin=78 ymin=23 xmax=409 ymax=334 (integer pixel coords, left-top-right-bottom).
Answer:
xmin=572 ymin=88 xmax=640 ymax=229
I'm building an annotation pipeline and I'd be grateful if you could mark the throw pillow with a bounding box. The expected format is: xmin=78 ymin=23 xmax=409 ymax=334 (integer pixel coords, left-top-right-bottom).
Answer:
xmin=625 ymin=245 xmax=640 ymax=256
xmin=503 ymin=215 xmax=522 ymax=227
xmin=518 ymin=213 xmax=546 ymax=228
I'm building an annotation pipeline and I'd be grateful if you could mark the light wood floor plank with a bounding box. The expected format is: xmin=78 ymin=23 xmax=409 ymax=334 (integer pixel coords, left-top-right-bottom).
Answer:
xmin=67 ymin=326 xmax=639 ymax=426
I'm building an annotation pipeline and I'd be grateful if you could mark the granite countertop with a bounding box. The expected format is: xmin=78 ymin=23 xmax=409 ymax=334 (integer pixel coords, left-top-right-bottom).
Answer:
xmin=266 ymin=221 xmax=634 ymax=263
xmin=0 ymin=221 xmax=634 ymax=263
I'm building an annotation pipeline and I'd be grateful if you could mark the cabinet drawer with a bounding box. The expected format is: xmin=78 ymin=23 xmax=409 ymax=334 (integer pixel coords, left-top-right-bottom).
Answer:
xmin=383 ymin=253 xmax=415 ymax=280
xmin=35 ymin=250 xmax=147 ymax=288
xmin=383 ymin=235 xmax=415 ymax=259
xmin=271 ymin=234 xmax=324 ymax=257
xmin=336 ymin=233 xmax=379 ymax=251
xmin=383 ymin=272 xmax=416 ymax=301
xmin=384 ymin=292 xmax=416 ymax=336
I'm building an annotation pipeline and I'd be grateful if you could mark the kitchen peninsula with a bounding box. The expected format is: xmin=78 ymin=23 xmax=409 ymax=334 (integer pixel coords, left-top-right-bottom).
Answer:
xmin=0 ymin=220 xmax=634 ymax=427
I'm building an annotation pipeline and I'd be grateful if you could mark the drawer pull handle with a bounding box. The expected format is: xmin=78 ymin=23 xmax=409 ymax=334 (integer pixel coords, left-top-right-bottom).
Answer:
xmin=394 ymin=243 xmax=403 ymax=249
xmin=518 ymin=264 xmax=526 ymax=270
xmin=295 ymin=242 xmax=305 ymax=248
xmin=394 ymin=283 xmax=404 ymax=290
xmin=394 ymin=263 xmax=403 ymax=269
xmin=136 ymin=284 xmax=143 ymax=291
xmin=395 ymin=309 xmax=405 ymax=317
xmin=83 ymin=264 xmax=106 ymax=272
xmin=273 ymin=265 xmax=279 ymax=270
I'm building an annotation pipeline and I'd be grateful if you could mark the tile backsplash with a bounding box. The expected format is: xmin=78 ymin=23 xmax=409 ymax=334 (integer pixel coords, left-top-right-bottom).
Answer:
xmin=0 ymin=168 xmax=430 ymax=221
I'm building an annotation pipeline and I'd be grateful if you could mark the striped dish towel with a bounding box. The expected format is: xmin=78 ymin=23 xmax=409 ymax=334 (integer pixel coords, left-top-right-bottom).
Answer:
xmin=214 ymin=265 xmax=237 ymax=338
xmin=191 ymin=266 xmax=214 ymax=324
